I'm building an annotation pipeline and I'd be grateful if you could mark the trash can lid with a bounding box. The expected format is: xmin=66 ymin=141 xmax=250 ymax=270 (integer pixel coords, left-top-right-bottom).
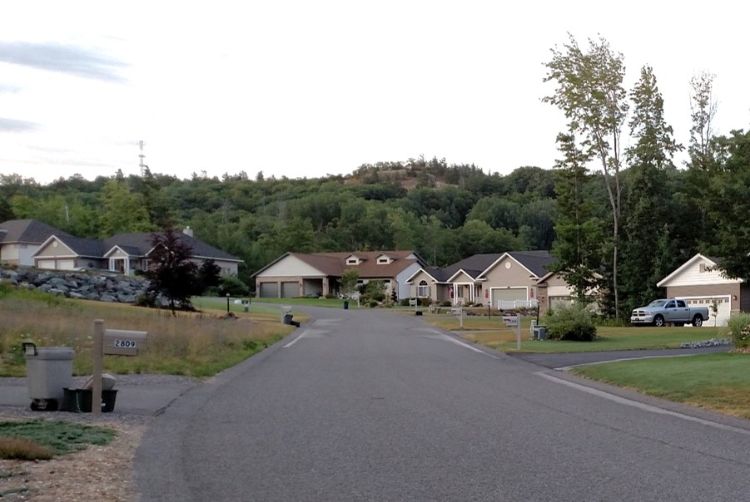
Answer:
xmin=29 ymin=347 xmax=75 ymax=360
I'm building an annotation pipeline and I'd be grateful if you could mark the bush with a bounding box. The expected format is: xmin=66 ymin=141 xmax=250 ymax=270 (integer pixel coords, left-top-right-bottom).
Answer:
xmin=368 ymin=300 xmax=378 ymax=308
xmin=399 ymin=298 xmax=411 ymax=307
xmin=440 ymin=300 xmax=452 ymax=307
xmin=219 ymin=276 xmax=250 ymax=296
xmin=727 ymin=313 xmax=750 ymax=349
xmin=543 ymin=303 xmax=597 ymax=341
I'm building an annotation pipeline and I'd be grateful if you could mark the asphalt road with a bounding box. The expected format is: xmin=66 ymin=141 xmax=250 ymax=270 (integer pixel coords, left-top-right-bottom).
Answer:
xmin=136 ymin=308 xmax=750 ymax=501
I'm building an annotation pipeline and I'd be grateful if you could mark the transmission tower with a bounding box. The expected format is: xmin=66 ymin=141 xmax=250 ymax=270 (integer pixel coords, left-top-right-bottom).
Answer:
xmin=138 ymin=140 xmax=149 ymax=176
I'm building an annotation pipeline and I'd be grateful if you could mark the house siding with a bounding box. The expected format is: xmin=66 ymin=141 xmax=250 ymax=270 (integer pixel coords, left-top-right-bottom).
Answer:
xmin=481 ymin=256 xmax=540 ymax=297
xmin=662 ymin=256 xmax=738 ymax=286
xmin=741 ymin=285 xmax=750 ymax=313
xmin=256 ymin=255 xmax=326 ymax=278
xmin=34 ymin=239 xmax=76 ymax=258
xmin=409 ymin=270 xmax=439 ymax=302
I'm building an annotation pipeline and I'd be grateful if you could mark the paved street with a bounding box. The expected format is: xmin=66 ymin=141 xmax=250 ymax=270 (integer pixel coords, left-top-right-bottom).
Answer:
xmin=136 ymin=308 xmax=750 ymax=501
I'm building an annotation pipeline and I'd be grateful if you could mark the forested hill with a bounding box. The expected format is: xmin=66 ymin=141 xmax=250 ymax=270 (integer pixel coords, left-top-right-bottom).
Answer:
xmin=1 ymin=158 xmax=566 ymax=278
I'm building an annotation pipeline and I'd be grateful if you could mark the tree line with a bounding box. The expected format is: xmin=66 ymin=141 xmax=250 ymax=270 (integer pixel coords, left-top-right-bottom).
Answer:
xmin=1 ymin=35 xmax=748 ymax=319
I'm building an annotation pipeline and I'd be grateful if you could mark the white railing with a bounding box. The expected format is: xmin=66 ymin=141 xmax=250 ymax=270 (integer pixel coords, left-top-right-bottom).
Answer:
xmin=497 ymin=299 xmax=538 ymax=310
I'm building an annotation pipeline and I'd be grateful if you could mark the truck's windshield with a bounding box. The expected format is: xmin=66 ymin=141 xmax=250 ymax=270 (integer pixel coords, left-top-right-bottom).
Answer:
xmin=648 ymin=300 xmax=667 ymax=307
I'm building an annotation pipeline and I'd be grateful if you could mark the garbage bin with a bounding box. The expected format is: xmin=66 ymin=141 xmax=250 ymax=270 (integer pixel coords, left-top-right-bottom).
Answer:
xmin=23 ymin=343 xmax=74 ymax=411
xmin=343 ymin=300 xmax=349 ymax=310
xmin=533 ymin=326 xmax=548 ymax=340
xmin=283 ymin=313 xmax=294 ymax=325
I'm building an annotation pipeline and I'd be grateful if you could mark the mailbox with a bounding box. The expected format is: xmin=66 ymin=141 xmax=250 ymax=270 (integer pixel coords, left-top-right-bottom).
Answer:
xmin=103 ymin=329 xmax=148 ymax=356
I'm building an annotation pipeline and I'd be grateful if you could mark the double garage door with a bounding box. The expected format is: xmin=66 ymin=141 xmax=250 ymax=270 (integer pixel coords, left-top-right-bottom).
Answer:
xmin=681 ymin=296 xmax=731 ymax=327
xmin=36 ymin=259 xmax=76 ymax=271
xmin=258 ymin=282 xmax=299 ymax=298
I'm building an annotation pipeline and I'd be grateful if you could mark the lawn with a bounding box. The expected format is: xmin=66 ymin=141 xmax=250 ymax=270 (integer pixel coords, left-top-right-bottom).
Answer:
xmin=573 ymin=353 xmax=750 ymax=419
xmin=0 ymin=286 xmax=295 ymax=377
xmin=423 ymin=313 xmax=724 ymax=353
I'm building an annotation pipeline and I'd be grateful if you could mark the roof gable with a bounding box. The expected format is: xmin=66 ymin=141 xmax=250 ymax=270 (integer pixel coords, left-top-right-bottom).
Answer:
xmin=657 ymin=253 xmax=742 ymax=287
xmin=477 ymin=251 xmax=553 ymax=279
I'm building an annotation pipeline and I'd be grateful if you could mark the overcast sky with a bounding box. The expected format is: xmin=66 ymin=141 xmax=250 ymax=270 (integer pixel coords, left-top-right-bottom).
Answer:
xmin=1 ymin=1 xmax=748 ymax=184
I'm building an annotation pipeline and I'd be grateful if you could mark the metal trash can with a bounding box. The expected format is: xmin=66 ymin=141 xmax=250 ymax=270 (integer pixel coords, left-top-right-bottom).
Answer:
xmin=23 ymin=342 xmax=74 ymax=411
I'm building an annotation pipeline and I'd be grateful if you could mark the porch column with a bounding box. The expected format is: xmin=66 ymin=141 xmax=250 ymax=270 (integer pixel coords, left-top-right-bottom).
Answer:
xmin=322 ymin=277 xmax=329 ymax=296
xmin=277 ymin=281 xmax=281 ymax=298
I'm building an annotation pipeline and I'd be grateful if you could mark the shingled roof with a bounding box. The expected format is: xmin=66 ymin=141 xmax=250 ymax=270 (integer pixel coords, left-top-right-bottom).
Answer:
xmin=103 ymin=233 xmax=241 ymax=262
xmin=255 ymin=250 xmax=421 ymax=278
xmin=0 ymin=219 xmax=71 ymax=244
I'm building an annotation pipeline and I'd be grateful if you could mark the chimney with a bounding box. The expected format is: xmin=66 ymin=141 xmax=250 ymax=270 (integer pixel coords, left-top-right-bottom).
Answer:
xmin=183 ymin=226 xmax=194 ymax=238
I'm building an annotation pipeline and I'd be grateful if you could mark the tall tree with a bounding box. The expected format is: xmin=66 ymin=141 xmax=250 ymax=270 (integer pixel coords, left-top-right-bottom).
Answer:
xmin=100 ymin=179 xmax=152 ymax=237
xmin=544 ymin=34 xmax=629 ymax=317
xmin=706 ymin=130 xmax=750 ymax=281
xmin=551 ymin=133 xmax=603 ymax=301
xmin=621 ymin=66 xmax=681 ymax=312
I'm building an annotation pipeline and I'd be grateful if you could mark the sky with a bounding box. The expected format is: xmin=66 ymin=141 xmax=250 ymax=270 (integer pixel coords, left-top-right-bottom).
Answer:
xmin=0 ymin=1 xmax=748 ymax=185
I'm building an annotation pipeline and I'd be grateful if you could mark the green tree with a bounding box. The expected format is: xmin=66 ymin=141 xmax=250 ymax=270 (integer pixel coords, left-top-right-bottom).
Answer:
xmin=706 ymin=130 xmax=750 ymax=281
xmin=340 ymin=269 xmax=359 ymax=299
xmin=100 ymin=179 xmax=152 ymax=237
xmin=551 ymin=133 xmax=604 ymax=301
xmin=621 ymin=66 xmax=681 ymax=313
xmin=544 ymin=34 xmax=629 ymax=317
xmin=0 ymin=196 xmax=15 ymax=221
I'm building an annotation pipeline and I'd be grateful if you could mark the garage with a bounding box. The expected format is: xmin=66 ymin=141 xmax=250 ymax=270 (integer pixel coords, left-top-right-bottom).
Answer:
xmin=259 ymin=283 xmax=279 ymax=298
xmin=281 ymin=282 xmax=299 ymax=298
xmin=491 ymin=287 xmax=527 ymax=309
xmin=681 ymin=296 xmax=731 ymax=327
xmin=36 ymin=259 xmax=76 ymax=270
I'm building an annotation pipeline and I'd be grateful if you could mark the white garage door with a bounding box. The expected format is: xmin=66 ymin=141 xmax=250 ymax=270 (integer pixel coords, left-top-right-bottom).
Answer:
xmin=681 ymin=296 xmax=731 ymax=327
xmin=491 ymin=287 xmax=527 ymax=309
xmin=56 ymin=260 xmax=76 ymax=271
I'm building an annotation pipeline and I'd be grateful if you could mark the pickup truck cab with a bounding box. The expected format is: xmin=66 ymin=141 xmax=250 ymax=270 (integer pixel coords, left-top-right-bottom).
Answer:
xmin=630 ymin=298 xmax=708 ymax=327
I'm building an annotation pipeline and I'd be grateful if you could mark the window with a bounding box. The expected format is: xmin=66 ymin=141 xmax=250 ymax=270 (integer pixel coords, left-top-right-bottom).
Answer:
xmin=665 ymin=301 xmax=675 ymax=308
xmin=676 ymin=300 xmax=686 ymax=308
xmin=346 ymin=257 xmax=359 ymax=265
xmin=377 ymin=256 xmax=391 ymax=264
xmin=417 ymin=280 xmax=430 ymax=298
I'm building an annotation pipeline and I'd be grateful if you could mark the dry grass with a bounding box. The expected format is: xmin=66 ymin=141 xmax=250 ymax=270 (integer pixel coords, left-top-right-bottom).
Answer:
xmin=0 ymin=287 xmax=294 ymax=377
xmin=0 ymin=437 xmax=53 ymax=461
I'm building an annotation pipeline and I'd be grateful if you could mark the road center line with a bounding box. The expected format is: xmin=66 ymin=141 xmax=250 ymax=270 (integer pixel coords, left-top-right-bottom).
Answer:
xmin=536 ymin=372 xmax=750 ymax=436
xmin=283 ymin=330 xmax=308 ymax=348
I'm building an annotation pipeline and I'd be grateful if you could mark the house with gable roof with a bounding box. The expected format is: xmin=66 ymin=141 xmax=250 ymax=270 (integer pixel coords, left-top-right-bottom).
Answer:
xmin=0 ymin=219 xmax=72 ymax=266
xmin=0 ymin=219 xmax=242 ymax=275
xmin=252 ymin=250 xmax=423 ymax=299
xmin=406 ymin=250 xmax=575 ymax=313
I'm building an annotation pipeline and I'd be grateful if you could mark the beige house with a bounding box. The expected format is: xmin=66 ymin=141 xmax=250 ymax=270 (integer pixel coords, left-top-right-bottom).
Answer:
xmin=253 ymin=251 xmax=423 ymax=299
xmin=407 ymin=251 xmax=560 ymax=308
xmin=656 ymin=253 xmax=750 ymax=326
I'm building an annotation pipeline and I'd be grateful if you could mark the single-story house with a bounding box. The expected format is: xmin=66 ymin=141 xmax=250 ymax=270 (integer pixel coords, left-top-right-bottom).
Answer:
xmin=2 ymin=220 xmax=243 ymax=275
xmin=656 ymin=253 xmax=750 ymax=326
xmin=253 ymin=251 xmax=423 ymax=300
xmin=406 ymin=251 xmax=560 ymax=309
xmin=0 ymin=219 xmax=71 ymax=267
xmin=33 ymin=227 xmax=241 ymax=276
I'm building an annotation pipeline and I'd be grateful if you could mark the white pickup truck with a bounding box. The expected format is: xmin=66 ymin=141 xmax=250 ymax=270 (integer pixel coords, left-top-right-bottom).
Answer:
xmin=630 ymin=298 xmax=708 ymax=327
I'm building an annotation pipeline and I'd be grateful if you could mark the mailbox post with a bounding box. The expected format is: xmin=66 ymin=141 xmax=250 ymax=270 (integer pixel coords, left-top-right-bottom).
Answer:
xmin=92 ymin=319 xmax=147 ymax=416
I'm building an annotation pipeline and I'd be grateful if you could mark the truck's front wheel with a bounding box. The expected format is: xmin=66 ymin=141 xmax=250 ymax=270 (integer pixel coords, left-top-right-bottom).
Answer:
xmin=692 ymin=315 xmax=703 ymax=327
xmin=654 ymin=315 xmax=665 ymax=327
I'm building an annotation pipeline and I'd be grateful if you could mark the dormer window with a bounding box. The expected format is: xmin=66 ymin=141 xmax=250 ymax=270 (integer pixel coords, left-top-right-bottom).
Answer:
xmin=376 ymin=255 xmax=392 ymax=265
xmin=346 ymin=255 xmax=360 ymax=265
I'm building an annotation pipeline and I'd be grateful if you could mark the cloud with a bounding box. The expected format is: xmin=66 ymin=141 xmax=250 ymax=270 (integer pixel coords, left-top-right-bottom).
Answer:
xmin=0 ymin=84 xmax=20 ymax=93
xmin=0 ymin=117 xmax=37 ymax=132
xmin=0 ymin=42 xmax=125 ymax=82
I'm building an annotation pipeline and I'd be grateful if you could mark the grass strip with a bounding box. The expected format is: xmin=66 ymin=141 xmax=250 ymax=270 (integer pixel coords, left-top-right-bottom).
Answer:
xmin=0 ymin=420 xmax=115 ymax=457
xmin=573 ymin=353 xmax=750 ymax=419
